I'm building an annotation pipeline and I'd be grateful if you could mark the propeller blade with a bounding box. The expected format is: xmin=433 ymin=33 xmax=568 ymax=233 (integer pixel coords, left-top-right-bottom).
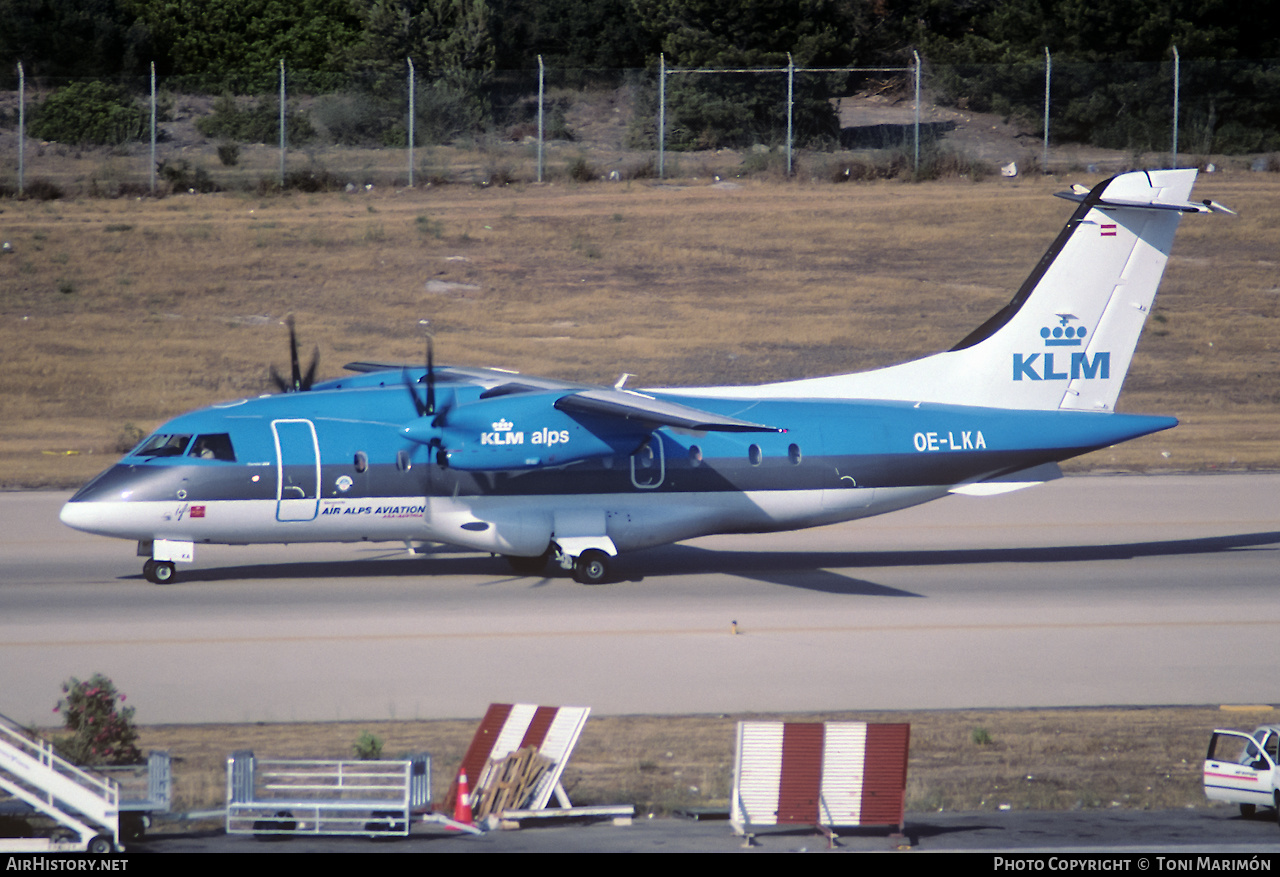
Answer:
xmin=270 ymin=316 xmax=318 ymax=393
xmin=269 ymin=365 xmax=290 ymax=393
xmin=286 ymin=315 xmax=301 ymax=391
xmin=402 ymin=368 xmax=427 ymax=417
xmin=301 ymin=346 xmax=320 ymax=391
xmin=425 ymin=335 xmax=436 ymax=416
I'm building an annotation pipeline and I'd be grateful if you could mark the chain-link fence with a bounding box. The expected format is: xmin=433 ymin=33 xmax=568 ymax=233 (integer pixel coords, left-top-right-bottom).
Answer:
xmin=4 ymin=54 xmax=1279 ymax=197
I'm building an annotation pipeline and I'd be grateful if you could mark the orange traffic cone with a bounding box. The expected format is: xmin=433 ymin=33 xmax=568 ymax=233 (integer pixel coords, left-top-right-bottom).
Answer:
xmin=453 ymin=769 xmax=474 ymax=826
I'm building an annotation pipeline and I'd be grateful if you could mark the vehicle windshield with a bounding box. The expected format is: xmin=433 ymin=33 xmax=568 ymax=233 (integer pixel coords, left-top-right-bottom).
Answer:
xmin=188 ymin=433 xmax=236 ymax=462
xmin=133 ymin=433 xmax=192 ymax=458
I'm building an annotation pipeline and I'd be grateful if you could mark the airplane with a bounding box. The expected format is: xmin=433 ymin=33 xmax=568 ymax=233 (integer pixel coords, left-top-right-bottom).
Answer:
xmin=60 ymin=168 xmax=1233 ymax=585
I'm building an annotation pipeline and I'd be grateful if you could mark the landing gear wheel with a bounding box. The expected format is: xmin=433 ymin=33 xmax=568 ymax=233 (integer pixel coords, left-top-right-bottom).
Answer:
xmin=572 ymin=550 xmax=610 ymax=585
xmin=142 ymin=559 xmax=176 ymax=585
xmin=253 ymin=810 xmax=297 ymax=840
xmin=87 ymin=835 xmax=114 ymax=854
xmin=1240 ymin=803 xmax=1256 ymax=819
xmin=120 ymin=813 xmax=148 ymax=841
xmin=506 ymin=548 xmax=552 ymax=575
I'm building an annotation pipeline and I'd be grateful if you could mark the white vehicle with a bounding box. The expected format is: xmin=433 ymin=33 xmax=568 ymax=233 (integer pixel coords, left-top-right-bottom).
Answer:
xmin=1203 ymin=725 xmax=1280 ymax=821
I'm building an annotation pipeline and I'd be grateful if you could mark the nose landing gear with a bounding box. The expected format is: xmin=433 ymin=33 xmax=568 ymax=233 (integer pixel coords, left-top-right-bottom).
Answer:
xmin=142 ymin=559 xmax=177 ymax=584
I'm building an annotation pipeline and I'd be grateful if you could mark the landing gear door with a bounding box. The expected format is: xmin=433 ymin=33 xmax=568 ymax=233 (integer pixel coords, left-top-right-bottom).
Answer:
xmin=272 ymin=419 xmax=320 ymax=522
xmin=1204 ymin=730 xmax=1276 ymax=808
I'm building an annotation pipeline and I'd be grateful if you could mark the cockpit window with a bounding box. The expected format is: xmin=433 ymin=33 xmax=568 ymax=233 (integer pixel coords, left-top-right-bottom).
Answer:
xmin=134 ymin=433 xmax=192 ymax=458
xmin=188 ymin=433 xmax=236 ymax=462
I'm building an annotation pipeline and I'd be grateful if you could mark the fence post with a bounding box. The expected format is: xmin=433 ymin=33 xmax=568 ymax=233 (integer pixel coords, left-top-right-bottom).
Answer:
xmin=150 ymin=61 xmax=157 ymax=194
xmin=537 ymin=55 xmax=545 ymax=183
xmin=658 ymin=54 xmax=666 ymax=179
xmin=1043 ymin=47 xmax=1051 ymax=174
xmin=1171 ymin=45 xmax=1180 ymax=168
xmin=786 ymin=53 xmax=794 ymax=177
xmin=278 ymin=59 xmax=286 ymax=187
xmin=407 ymin=57 xmax=415 ymax=187
xmin=16 ymin=62 xmax=23 ymax=197
xmin=912 ymin=50 xmax=921 ymax=175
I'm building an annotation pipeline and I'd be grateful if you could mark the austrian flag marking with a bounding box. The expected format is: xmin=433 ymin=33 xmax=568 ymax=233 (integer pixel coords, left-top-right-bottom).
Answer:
xmin=190 ymin=505 xmax=206 ymax=518
xmin=1100 ymin=223 xmax=1117 ymax=237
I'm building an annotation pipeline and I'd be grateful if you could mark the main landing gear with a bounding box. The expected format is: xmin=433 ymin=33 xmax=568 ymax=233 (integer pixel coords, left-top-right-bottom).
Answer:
xmin=142 ymin=559 xmax=176 ymax=584
xmin=505 ymin=544 xmax=613 ymax=585
xmin=571 ymin=549 xmax=610 ymax=585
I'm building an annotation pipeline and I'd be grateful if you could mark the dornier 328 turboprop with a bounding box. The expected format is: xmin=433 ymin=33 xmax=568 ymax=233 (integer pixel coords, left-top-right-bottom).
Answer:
xmin=61 ymin=169 xmax=1233 ymax=585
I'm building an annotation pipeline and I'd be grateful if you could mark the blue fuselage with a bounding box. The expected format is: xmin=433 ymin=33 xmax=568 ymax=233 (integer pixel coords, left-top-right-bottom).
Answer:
xmin=62 ymin=372 xmax=1175 ymax=555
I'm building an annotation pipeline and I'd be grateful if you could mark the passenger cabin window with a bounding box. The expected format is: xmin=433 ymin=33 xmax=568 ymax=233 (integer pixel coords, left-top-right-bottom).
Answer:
xmin=188 ymin=433 xmax=236 ymax=461
xmin=788 ymin=443 xmax=802 ymax=465
xmin=396 ymin=450 xmax=412 ymax=472
xmin=354 ymin=451 xmax=368 ymax=473
xmin=748 ymin=444 xmax=763 ymax=466
xmin=135 ymin=434 xmax=192 ymax=458
xmin=688 ymin=445 xmax=703 ymax=466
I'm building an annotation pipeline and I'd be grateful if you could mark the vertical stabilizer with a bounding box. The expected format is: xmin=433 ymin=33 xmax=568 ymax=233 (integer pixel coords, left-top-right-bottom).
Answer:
xmin=950 ymin=168 xmax=1196 ymax=411
xmin=706 ymin=169 xmax=1228 ymax=411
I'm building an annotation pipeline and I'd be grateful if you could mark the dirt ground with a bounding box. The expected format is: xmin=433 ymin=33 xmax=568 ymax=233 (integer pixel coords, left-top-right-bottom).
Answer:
xmin=33 ymin=703 xmax=1267 ymax=821
xmin=2 ymin=168 xmax=1277 ymax=488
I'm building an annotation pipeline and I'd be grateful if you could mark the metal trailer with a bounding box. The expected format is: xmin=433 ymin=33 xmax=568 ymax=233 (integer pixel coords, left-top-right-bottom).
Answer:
xmin=97 ymin=750 xmax=172 ymax=841
xmin=226 ymin=751 xmax=431 ymax=839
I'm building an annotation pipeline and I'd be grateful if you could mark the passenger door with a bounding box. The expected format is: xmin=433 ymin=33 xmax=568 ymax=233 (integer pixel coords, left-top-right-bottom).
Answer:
xmin=1204 ymin=730 xmax=1276 ymax=808
xmin=272 ymin=419 xmax=320 ymax=522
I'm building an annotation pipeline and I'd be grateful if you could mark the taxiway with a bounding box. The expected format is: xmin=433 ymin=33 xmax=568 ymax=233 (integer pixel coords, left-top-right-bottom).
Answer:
xmin=2 ymin=474 xmax=1277 ymax=724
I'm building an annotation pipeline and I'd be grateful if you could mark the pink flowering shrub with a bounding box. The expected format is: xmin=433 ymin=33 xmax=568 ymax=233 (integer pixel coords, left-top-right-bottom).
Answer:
xmin=53 ymin=674 xmax=142 ymax=766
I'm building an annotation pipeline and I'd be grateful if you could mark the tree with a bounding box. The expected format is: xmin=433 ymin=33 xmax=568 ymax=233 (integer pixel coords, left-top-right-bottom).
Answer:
xmin=123 ymin=0 xmax=361 ymax=88
xmin=344 ymin=0 xmax=498 ymax=142
xmin=907 ymin=0 xmax=1280 ymax=152
xmin=0 ymin=0 xmax=155 ymax=81
xmin=489 ymin=0 xmax=656 ymax=70
xmin=347 ymin=0 xmax=495 ymax=86
xmin=53 ymin=674 xmax=142 ymax=766
xmin=632 ymin=0 xmax=881 ymax=149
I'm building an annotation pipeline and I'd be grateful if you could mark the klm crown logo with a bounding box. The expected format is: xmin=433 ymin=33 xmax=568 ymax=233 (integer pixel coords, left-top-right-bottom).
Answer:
xmin=1042 ymin=314 xmax=1087 ymax=347
xmin=1013 ymin=315 xmax=1109 ymax=382
xmin=481 ymin=417 xmax=523 ymax=445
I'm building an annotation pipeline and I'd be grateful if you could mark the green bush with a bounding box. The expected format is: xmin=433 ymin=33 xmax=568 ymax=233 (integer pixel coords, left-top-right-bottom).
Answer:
xmin=20 ymin=178 xmax=65 ymax=201
xmin=353 ymin=731 xmax=383 ymax=760
xmin=313 ymin=93 xmax=395 ymax=146
xmin=30 ymin=82 xmax=147 ymax=146
xmin=53 ymin=674 xmax=142 ymax=766
xmin=197 ymin=95 xmax=315 ymax=144
xmin=159 ymin=159 xmax=219 ymax=193
xmin=216 ymin=143 xmax=241 ymax=166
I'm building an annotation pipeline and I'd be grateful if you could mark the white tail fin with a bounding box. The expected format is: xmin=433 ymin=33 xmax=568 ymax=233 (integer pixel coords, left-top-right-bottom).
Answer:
xmin=723 ymin=169 xmax=1228 ymax=411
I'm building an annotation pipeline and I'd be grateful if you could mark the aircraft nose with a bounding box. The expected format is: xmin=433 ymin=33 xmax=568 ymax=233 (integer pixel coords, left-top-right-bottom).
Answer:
xmin=59 ymin=498 xmax=104 ymax=534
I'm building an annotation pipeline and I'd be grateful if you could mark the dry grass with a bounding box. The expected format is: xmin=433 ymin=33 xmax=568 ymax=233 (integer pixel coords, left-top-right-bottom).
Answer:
xmin=1 ymin=172 xmax=1278 ymax=487
xmin=108 ymin=704 xmax=1273 ymax=825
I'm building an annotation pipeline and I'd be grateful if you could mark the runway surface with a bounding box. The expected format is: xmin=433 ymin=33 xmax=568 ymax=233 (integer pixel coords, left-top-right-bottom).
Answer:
xmin=2 ymin=474 xmax=1278 ymax=725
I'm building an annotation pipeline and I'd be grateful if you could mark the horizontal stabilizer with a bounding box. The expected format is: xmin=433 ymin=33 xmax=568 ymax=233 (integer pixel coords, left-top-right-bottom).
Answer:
xmin=948 ymin=462 xmax=1063 ymax=496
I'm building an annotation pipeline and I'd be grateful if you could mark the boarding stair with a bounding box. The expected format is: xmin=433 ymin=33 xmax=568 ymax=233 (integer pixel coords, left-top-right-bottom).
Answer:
xmin=0 ymin=711 xmax=118 ymax=852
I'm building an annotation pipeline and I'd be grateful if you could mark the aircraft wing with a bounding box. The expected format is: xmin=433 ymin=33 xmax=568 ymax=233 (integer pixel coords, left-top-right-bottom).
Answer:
xmin=554 ymin=388 xmax=782 ymax=433
xmin=346 ymin=361 xmax=781 ymax=434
